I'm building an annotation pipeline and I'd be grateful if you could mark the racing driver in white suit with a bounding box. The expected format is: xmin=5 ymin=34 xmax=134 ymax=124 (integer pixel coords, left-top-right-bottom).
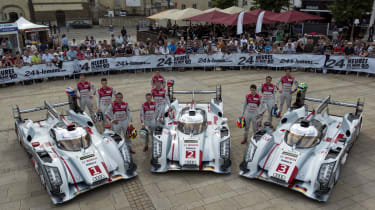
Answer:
xmin=76 ymin=74 xmax=96 ymax=118
xmin=258 ymin=76 xmax=277 ymax=124
xmin=105 ymin=92 xmax=135 ymax=154
xmin=277 ymin=69 xmax=298 ymax=115
xmin=96 ymin=78 xmax=116 ymax=124
xmin=140 ymin=93 xmax=159 ymax=152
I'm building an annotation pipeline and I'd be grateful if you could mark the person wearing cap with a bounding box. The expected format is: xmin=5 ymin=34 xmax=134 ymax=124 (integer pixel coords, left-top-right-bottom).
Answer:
xmin=31 ymin=51 xmax=41 ymax=64
xmin=277 ymin=69 xmax=298 ymax=115
xmin=140 ymin=93 xmax=158 ymax=152
xmin=52 ymin=53 xmax=62 ymax=68
xmin=23 ymin=51 xmax=32 ymax=66
xmin=42 ymin=49 xmax=54 ymax=66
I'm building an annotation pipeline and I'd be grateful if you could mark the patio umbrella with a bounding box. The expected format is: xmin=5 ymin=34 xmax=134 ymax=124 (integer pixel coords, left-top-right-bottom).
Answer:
xmin=268 ymin=10 xmax=324 ymax=23
xmin=184 ymin=10 xmax=233 ymax=23
xmin=222 ymin=6 xmax=246 ymax=14
xmin=147 ymin=9 xmax=180 ymax=20
xmin=246 ymin=9 xmax=279 ymax=21
xmin=166 ymin=8 xmax=203 ymax=20
xmin=202 ymin=8 xmax=224 ymax=13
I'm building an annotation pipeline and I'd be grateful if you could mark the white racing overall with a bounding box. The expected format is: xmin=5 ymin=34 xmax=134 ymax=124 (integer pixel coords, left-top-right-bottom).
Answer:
xmin=259 ymin=83 xmax=277 ymax=123
xmin=277 ymin=75 xmax=298 ymax=113
xmin=96 ymin=87 xmax=115 ymax=124
xmin=242 ymin=93 xmax=262 ymax=140
xmin=105 ymin=101 xmax=132 ymax=149
xmin=76 ymin=81 xmax=96 ymax=118
xmin=140 ymin=101 xmax=158 ymax=146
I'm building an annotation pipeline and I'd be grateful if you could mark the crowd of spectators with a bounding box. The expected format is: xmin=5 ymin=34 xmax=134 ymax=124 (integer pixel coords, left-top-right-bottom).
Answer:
xmin=1 ymin=24 xmax=375 ymax=68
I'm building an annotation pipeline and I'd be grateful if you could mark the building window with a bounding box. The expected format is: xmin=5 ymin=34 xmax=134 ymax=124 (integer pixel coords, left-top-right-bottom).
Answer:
xmin=208 ymin=1 xmax=211 ymax=7
xmin=181 ymin=4 xmax=186 ymax=9
xmin=243 ymin=0 xmax=248 ymax=6
xmin=192 ymin=4 xmax=197 ymax=9
xmin=155 ymin=2 xmax=161 ymax=8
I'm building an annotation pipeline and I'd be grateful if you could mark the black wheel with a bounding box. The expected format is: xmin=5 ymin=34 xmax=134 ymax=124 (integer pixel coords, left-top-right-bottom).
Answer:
xmin=356 ymin=119 xmax=362 ymax=139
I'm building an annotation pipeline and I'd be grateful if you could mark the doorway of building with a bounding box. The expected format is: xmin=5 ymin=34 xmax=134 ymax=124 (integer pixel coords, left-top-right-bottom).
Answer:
xmin=9 ymin=12 xmax=18 ymax=22
xmin=56 ymin=10 xmax=66 ymax=26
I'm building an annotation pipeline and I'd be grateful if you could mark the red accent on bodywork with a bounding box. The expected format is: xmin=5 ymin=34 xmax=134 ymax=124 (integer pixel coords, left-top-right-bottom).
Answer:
xmin=199 ymin=150 xmax=203 ymax=170
xmin=85 ymin=126 xmax=93 ymax=135
xmin=37 ymin=122 xmax=43 ymax=127
xmin=208 ymin=121 xmax=212 ymax=125
xmin=60 ymin=156 xmax=79 ymax=192
xmin=288 ymin=166 xmax=299 ymax=184
xmin=214 ymin=116 xmax=218 ymax=125
xmin=101 ymin=162 xmax=112 ymax=182
xmin=171 ymin=143 xmax=175 ymax=166
xmin=191 ymin=101 xmax=194 ymax=109
xmin=304 ymin=111 xmax=315 ymax=120
xmin=280 ymin=129 xmax=285 ymax=132
xmin=336 ymin=122 xmax=341 ymax=128
xmin=208 ymin=104 xmax=210 ymax=112
xmin=325 ymin=137 xmax=332 ymax=142
xmin=32 ymin=142 xmax=40 ymax=147
xmin=258 ymin=144 xmax=279 ymax=177
xmin=334 ymin=133 xmax=344 ymax=144
xmin=104 ymin=124 xmax=111 ymax=129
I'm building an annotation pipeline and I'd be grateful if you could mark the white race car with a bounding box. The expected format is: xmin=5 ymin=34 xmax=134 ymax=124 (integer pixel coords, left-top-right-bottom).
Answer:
xmin=151 ymin=85 xmax=231 ymax=173
xmin=239 ymin=88 xmax=364 ymax=201
xmin=12 ymin=89 xmax=137 ymax=204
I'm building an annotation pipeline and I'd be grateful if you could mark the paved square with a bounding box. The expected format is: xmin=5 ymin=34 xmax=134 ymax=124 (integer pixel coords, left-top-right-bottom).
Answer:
xmin=0 ymin=69 xmax=374 ymax=210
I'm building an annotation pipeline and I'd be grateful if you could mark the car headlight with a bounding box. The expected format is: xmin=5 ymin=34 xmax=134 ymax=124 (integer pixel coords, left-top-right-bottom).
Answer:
xmin=318 ymin=161 xmax=336 ymax=187
xmin=220 ymin=139 xmax=230 ymax=159
xmin=45 ymin=165 xmax=62 ymax=192
xmin=244 ymin=141 xmax=257 ymax=162
xmin=152 ymin=139 xmax=162 ymax=158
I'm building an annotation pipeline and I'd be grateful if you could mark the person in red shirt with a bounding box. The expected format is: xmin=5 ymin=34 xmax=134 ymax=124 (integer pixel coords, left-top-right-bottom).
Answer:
xmin=76 ymin=49 xmax=85 ymax=60
xmin=151 ymin=69 xmax=166 ymax=88
xmin=96 ymin=78 xmax=116 ymax=124
xmin=241 ymin=84 xmax=263 ymax=144
xmin=140 ymin=93 xmax=158 ymax=152
xmin=175 ymin=42 xmax=185 ymax=55
xmin=333 ymin=44 xmax=344 ymax=55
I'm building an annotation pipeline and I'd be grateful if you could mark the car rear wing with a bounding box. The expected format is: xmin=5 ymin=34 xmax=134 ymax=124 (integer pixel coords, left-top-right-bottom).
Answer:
xmin=167 ymin=84 xmax=222 ymax=103
xmin=304 ymin=96 xmax=364 ymax=116
xmin=12 ymin=101 xmax=69 ymax=122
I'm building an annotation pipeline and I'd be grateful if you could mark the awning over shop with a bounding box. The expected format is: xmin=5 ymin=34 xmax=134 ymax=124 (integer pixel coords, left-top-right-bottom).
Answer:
xmin=165 ymin=8 xmax=203 ymax=20
xmin=147 ymin=9 xmax=180 ymax=20
xmin=34 ymin=4 xmax=83 ymax=12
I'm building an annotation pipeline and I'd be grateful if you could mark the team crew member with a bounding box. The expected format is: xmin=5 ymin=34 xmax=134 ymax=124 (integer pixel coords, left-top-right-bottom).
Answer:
xmin=152 ymin=80 xmax=170 ymax=117
xmin=277 ymin=69 xmax=298 ymax=114
xmin=76 ymin=74 xmax=96 ymax=118
xmin=259 ymin=76 xmax=277 ymax=123
xmin=140 ymin=93 xmax=158 ymax=152
xmin=105 ymin=92 xmax=135 ymax=154
xmin=241 ymin=84 xmax=262 ymax=144
xmin=151 ymin=69 xmax=166 ymax=88
xmin=96 ymin=78 xmax=116 ymax=124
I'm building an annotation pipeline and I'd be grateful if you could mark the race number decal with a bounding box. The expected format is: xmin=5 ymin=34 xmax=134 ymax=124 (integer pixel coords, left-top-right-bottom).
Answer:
xmin=276 ymin=163 xmax=290 ymax=174
xmin=186 ymin=150 xmax=196 ymax=159
xmin=88 ymin=165 xmax=102 ymax=176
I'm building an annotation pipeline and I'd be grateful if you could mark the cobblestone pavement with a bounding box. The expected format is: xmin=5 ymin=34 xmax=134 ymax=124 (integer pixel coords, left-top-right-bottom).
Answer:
xmin=0 ymin=69 xmax=375 ymax=210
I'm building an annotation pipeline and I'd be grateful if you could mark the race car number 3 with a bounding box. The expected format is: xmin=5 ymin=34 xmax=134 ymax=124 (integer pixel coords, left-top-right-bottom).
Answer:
xmin=276 ymin=163 xmax=290 ymax=174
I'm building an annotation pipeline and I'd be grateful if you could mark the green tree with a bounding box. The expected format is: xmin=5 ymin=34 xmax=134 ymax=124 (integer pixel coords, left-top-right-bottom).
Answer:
xmin=329 ymin=0 xmax=372 ymax=40
xmin=211 ymin=0 xmax=237 ymax=9
xmin=251 ymin=0 xmax=290 ymax=12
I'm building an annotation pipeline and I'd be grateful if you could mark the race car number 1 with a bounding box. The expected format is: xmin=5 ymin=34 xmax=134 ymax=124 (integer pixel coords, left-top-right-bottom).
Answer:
xmin=89 ymin=165 xmax=102 ymax=176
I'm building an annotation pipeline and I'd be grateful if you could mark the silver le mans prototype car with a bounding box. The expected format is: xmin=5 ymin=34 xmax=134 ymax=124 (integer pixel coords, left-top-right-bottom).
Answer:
xmin=151 ymin=85 xmax=231 ymax=173
xmin=12 ymin=89 xmax=136 ymax=204
xmin=239 ymin=87 xmax=364 ymax=201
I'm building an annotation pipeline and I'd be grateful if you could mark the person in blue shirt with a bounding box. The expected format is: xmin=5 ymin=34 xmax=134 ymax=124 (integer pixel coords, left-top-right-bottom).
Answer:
xmin=61 ymin=34 xmax=69 ymax=50
xmin=264 ymin=41 xmax=272 ymax=53
xmin=168 ymin=40 xmax=177 ymax=55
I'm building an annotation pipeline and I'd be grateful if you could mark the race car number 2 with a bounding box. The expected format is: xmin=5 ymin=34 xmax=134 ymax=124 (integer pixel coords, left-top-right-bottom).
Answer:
xmin=185 ymin=150 xmax=196 ymax=159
